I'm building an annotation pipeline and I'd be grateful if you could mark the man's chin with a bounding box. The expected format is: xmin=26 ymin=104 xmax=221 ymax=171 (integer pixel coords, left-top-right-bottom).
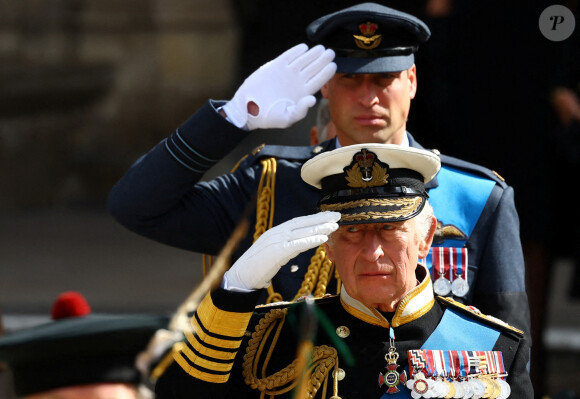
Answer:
xmin=345 ymin=129 xmax=399 ymax=146
xmin=356 ymin=286 xmax=401 ymax=308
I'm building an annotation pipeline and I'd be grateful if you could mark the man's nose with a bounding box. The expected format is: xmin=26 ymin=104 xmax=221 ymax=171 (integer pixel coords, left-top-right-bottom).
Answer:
xmin=358 ymin=78 xmax=380 ymax=107
xmin=361 ymin=230 xmax=384 ymax=261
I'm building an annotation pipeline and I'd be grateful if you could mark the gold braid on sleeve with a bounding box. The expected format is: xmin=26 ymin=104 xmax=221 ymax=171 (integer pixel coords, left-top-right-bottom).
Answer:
xmin=253 ymin=158 xmax=285 ymax=304
xmin=253 ymin=158 xmax=338 ymax=303
xmin=204 ymin=156 xmax=340 ymax=302
xmin=201 ymin=156 xmax=276 ymax=280
xmin=242 ymin=308 xmax=341 ymax=399
xmin=294 ymin=246 xmax=335 ymax=300
xmin=253 ymin=158 xmax=277 ymax=242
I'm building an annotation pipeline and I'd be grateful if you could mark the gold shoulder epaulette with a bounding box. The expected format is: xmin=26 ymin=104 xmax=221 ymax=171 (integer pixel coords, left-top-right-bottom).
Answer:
xmin=438 ymin=296 xmax=524 ymax=335
xmin=252 ymin=143 xmax=266 ymax=156
xmin=230 ymin=144 xmax=266 ymax=173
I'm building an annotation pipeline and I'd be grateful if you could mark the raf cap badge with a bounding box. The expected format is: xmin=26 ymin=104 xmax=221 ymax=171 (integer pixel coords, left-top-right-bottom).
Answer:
xmin=353 ymin=21 xmax=382 ymax=50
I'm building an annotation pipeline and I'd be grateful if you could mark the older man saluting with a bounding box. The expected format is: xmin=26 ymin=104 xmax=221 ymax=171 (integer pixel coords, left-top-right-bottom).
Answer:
xmin=154 ymin=144 xmax=532 ymax=398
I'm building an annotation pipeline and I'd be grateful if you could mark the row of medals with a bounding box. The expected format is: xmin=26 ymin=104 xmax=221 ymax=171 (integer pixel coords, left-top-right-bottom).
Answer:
xmin=433 ymin=275 xmax=469 ymax=297
xmin=407 ymin=372 xmax=511 ymax=399
xmin=418 ymin=263 xmax=501 ymax=398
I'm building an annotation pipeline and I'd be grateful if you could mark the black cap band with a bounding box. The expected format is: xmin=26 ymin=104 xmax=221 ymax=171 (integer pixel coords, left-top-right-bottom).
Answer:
xmin=333 ymin=45 xmax=418 ymax=59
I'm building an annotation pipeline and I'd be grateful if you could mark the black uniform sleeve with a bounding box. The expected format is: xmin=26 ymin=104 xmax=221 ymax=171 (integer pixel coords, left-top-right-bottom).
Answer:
xmin=107 ymin=100 xmax=261 ymax=253
xmin=471 ymin=184 xmax=531 ymax=337
xmin=155 ymin=288 xmax=263 ymax=399
xmin=494 ymin=331 xmax=534 ymax=398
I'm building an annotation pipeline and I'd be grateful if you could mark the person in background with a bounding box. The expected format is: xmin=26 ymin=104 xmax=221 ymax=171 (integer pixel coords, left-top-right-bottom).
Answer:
xmin=309 ymin=98 xmax=337 ymax=145
xmin=0 ymin=291 xmax=169 ymax=399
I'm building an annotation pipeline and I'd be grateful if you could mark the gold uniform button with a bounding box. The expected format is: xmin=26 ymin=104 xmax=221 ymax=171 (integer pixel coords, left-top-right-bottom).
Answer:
xmin=289 ymin=265 xmax=299 ymax=273
xmin=312 ymin=146 xmax=323 ymax=154
xmin=336 ymin=326 xmax=350 ymax=338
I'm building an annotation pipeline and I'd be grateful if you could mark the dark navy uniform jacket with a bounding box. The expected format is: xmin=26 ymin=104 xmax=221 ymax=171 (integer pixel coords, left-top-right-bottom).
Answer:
xmin=154 ymin=266 xmax=533 ymax=398
xmin=107 ymin=100 xmax=530 ymax=338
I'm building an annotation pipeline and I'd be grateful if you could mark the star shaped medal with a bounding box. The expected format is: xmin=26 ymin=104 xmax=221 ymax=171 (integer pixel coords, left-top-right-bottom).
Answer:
xmin=378 ymin=327 xmax=407 ymax=394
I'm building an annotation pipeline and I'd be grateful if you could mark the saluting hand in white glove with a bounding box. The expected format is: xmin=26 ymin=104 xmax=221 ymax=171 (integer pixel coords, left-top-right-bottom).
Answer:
xmin=223 ymin=211 xmax=341 ymax=291
xmin=222 ymin=43 xmax=336 ymax=131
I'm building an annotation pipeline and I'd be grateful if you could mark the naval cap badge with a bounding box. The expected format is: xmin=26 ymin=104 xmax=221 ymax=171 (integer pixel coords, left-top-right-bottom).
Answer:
xmin=344 ymin=148 xmax=389 ymax=188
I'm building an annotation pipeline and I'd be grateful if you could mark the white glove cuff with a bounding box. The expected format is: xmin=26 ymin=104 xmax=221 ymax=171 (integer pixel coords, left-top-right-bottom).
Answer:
xmin=222 ymin=272 xmax=256 ymax=293
xmin=222 ymin=101 xmax=249 ymax=130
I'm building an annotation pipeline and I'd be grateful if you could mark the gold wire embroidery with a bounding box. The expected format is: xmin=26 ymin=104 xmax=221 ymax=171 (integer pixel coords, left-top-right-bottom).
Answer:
xmin=253 ymin=158 xmax=335 ymax=303
xmin=353 ymin=34 xmax=382 ymax=49
xmin=353 ymin=21 xmax=382 ymax=50
xmin=321 ymin=196 xmax=422 ymax=212
xmin=294 ymin=245 xmax=335 ymax=300
xmin=242 ymin=308 xmax=340 ymax=398
xmin=337 ymin=196 xmax=423 ymax=223
xmin=204 ymin=155 xmax=337 ymax=303
xmin=345 ymin=163 xmax=389 ymax=188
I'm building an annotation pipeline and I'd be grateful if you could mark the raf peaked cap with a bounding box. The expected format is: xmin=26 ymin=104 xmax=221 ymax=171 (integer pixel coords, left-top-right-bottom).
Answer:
xmin=0 ymin=291 xmax=169 ymax=396
xmin=306 ymin=2 xmax=431 ymax=73
xmin=301 ymin=144 xmax=440 ymax=225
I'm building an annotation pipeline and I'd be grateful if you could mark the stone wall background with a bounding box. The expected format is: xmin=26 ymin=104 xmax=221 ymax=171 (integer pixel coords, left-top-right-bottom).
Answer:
xmin=0 ymin=0 xmax=240 ymax=210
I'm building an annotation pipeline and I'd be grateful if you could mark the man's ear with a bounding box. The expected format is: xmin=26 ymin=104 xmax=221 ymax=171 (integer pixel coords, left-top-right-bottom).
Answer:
xmin=418 ymin=215 xmax=436 ymax=258
xmin=310 ymin=126 xmax=319 ymax=145
xmin=321 ymin=82 xmax=329 ymax=98
xmin=408 ymin=64 xmax=417 ymax=99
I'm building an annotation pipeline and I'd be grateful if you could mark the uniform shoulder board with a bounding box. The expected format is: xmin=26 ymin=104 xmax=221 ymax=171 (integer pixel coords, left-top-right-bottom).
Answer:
xmin=230 ymin=142 xmax=274 ymax=172
xmin=299 ymin=293 xmax=340 ymax=306
xmin=229 ymin=144 xmax=266 ymax=172
xmin=243 ymin=140 xmax=334 ymax=163
xmin=255 ymin=299 xmax=295 ymax=311
xmin=438 ymin=153 xmax=508 ymax=188
xmin=258 ymin=144 xmax=325 ymax=161
xmin=254 ymin=294 xmax=339 ymax=312
xmin=437 ymin=296 xmax=523 ymax=336
xmin=251 ymin=143 xmax=266 ymax=156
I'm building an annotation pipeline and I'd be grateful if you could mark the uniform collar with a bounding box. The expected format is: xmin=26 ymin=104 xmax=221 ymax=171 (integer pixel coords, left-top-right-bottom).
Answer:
xmin=311 ymin=137 xmax=338 ymax=156
xmin=339 ymin=263 xmax=435 ymax=328
xmin=407 ymin=132 xmax=439 ymax=190
xmin=334 ymin=133 xmax=410 ymax=149
xmin=406 ymin=131 xmax=423 ymax=150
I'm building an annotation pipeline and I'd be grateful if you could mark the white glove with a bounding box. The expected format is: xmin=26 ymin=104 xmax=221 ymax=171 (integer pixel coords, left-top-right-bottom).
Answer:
xmin=223 ymin=211 xmax=341 ymax=291
xmin=222 ymin=43 xmax=336 ymax=130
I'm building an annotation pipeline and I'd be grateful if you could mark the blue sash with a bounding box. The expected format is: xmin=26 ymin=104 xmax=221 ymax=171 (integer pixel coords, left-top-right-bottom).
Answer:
xmin=427 ymin=166 xmax=495 ymax=249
